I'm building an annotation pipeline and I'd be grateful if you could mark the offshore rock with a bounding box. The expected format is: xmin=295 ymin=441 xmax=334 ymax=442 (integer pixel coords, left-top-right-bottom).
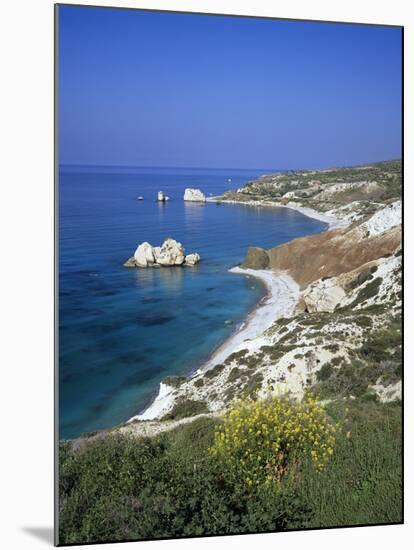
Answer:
xmin=134 ymin=242 xmax=155 ymax=267
xmin=156 ymin=238 xmax=186 ymax=266
xmin=184 ymin=253 xmax=201 ymax=266
xmin=123 ymin=257 xmax=137 ymax=268
xmin=183 ymin=188 xmax=206 ymax=202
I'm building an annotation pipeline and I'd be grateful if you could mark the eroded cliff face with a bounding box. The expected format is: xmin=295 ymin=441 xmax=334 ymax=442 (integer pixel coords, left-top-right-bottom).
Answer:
xmin=241 ymin=201 xmax=401 ymax=287
xmin=266 ymin=221 xmax=400 ymax=286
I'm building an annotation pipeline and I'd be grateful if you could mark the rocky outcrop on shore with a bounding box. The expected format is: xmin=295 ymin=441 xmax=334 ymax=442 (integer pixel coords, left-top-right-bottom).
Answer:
xmin=124 ymin=238 xmax=200 ymax=268
xmin=184 ymin=188 xmax=206 ymax=202
xmin=241 ymin=246 xmax=269 ymax=269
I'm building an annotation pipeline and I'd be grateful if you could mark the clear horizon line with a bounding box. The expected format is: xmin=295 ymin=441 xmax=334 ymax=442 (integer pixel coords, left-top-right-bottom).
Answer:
xmin=59 ymin=157 xmax=401 ymax=173
xmin=59 ymin=162 xmax=287 ymax=171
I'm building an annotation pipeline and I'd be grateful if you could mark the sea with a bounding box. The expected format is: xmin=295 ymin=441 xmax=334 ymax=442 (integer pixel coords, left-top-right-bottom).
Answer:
xmin=59 ymin=165 xmax=327 ymax=439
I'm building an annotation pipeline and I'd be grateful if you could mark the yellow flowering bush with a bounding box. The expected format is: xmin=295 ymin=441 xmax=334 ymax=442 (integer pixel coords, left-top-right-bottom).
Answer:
xmin=209 ymin=393 xmax=337 ymax=489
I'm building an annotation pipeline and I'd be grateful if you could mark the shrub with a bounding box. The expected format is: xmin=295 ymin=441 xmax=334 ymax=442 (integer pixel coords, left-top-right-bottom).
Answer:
xmin=317 ymin=360 xmax=368 ymax=398
xmin=162 ymin=399 xmax=208 ymax=420
xmin=209 ymin=393 xmax=337 ymax=490
xmin=348 ymin=270 xmax=373 ymax=290
xmin=243 ymin=371 xmax=264 ymax=397
xmin=194 ymin=378 xmax=204 ymax=388
xmin=354 ymin=315 xmax=372 ymax=328
xmin=227 ymin=367 xmax=242 ymax=382
xmin=204 ymin=363 xmax=225 ymax=378
xmin=350 ymin=277 xmax=383 ymax=307
xmin=324 ymin=343 xmax=340 ymax=353
xmin=331 ymin=356 xmax=345 ymax=367
xmin=317 ymin=363 xmax=334 ymax=381
xmin=163 ymin=375 xmax=187 ymax=388
xmin=224 ymin=349 xmax=248 ymax=364
xmin=358 ymin=321 xmax=401 ymax=364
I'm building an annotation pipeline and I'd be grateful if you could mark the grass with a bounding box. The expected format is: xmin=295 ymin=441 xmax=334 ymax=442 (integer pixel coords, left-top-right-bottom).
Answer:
xmin=296 ymin=400 xmax=402 ymax=527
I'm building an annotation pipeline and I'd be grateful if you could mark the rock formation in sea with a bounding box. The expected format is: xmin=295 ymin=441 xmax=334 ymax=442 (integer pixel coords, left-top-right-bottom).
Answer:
xmin=184 ymin=252 xmax=201 ymax=266
xmin=157 ymin=191 xmax=170 ymax=202
xmin=183 ymin=188 xmax=206 ymax=202
xmin=156 ymin=238 xmax=185 ymax=266
xmin=124 ymin=238 xmax=201 ymax=268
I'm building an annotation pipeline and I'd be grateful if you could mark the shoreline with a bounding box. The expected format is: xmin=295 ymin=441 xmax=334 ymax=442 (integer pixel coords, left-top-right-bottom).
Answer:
xmin=129 ymin=200 xmax=345 ymax=422
xmin=129 ymin=267 xmax=299 ymax=422
xmin=199 ymin=267 xmax=299 ymax=370
xmin=206 ymin=197 xmax=349 ymax=230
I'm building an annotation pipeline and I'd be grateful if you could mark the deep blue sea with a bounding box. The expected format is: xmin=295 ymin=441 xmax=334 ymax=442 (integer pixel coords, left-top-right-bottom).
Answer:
xmin=59 ymin=166 xmax=326 ymax=439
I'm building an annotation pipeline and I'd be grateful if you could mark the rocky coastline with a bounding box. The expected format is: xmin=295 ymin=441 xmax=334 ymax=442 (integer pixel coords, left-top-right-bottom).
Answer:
xmin=125 ymin=160 xmax=402 ymax=430
xmin=70 ymin=160 xmax=401 ymax=443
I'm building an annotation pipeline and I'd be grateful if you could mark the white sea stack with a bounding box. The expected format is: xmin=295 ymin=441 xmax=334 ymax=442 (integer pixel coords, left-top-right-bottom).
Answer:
xmin=156 ymin=238 xmax=185 ymax=266
xmin=158 ymin=191 xmax=168 ymax=202
xmin=183 ymin=188 xmax=206 ymax=202
xmin=134 ymin=242 xmax=155 ymax=267
xmin=185 ymin=253 xmax=201 ymax=265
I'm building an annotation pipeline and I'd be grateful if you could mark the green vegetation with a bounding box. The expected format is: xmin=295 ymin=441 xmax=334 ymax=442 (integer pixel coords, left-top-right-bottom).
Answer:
xmin=59 ymin=416 xmax=310 ymax=544
xmin=161 ymin=399 xmax=208 ymax=420
xmin=316 ymin=363 xmax=334 ymax=381
xmin=224 ymin=349 xmax=248 ymax=364
xmin=204 ymin=363 xmax=225 ymax=378
xmin=59 ymin=399 xmax=401 ymax=544
xmin=222 ymin=160 xmax=401 ymax=213
xmin=163 ymin=375 xmax=188 ymax=388
xmin=315 ymin=316 xmax=401 ymax=399
xmin=347 ymin=277 xmax=383 ymax=309
xmin=227 ymin=367 xmax=242 ymax=382
xmin=242 ymin=371 xmax=264 ymax=397
xmin=297 ymin=400 xmax=402 ymax=527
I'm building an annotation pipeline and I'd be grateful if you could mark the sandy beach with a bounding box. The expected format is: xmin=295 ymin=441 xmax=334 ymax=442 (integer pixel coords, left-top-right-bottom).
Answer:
xmin=200 ymin=267 xmax=299 ymax=369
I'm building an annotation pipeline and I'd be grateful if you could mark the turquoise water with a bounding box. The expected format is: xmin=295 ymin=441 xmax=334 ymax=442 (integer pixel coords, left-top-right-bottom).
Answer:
xmin=59 ymin=166 xmax=326 ymax=439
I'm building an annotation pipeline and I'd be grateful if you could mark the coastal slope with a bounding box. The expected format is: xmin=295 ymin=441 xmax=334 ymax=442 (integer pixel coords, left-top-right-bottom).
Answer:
xmin=60 ymin=160 xmax=402 ymax=544
xmin=127 ymin=160 xmax=402 ymax=424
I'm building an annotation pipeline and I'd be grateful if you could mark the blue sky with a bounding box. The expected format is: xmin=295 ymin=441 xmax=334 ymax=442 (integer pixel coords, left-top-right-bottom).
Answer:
xmin=58 ymin=6 xmax=402 ymax=169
